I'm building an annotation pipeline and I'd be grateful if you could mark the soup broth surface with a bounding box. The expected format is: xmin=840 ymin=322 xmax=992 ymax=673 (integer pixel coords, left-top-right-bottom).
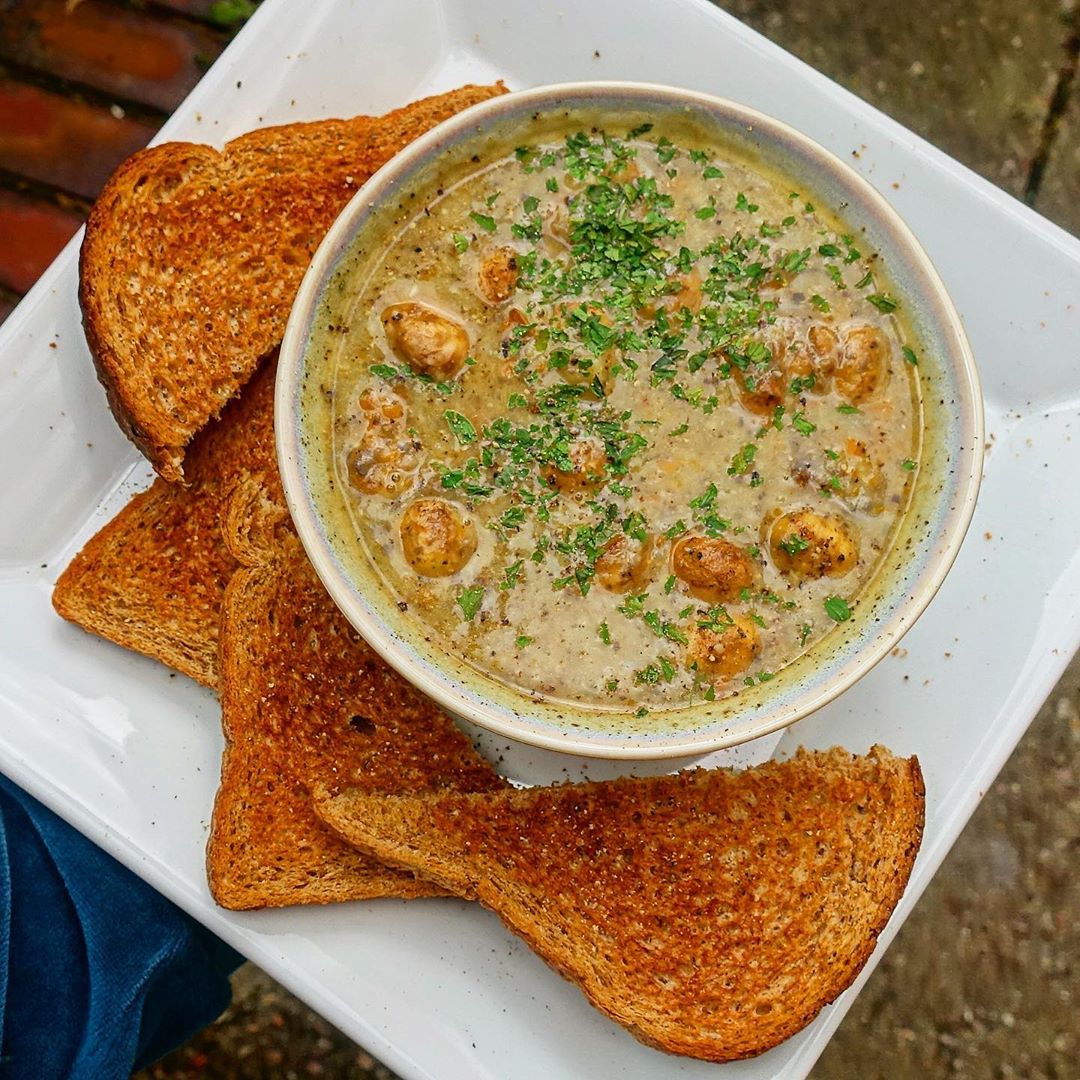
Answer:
xmin=313 ymin=117 xmax=922 ymax=714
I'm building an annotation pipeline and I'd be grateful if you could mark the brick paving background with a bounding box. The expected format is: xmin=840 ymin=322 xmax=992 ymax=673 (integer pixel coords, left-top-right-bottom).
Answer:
xmin=0 ymin=1 xmax=1076 ymax=1077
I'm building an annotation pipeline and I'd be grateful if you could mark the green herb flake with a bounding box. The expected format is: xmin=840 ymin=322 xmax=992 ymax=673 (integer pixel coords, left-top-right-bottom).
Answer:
xmin=598 ymin=622 xmax=612 ymax=645
xmin=703 ymin=165 xmax=724 ymax=179
xmin=779 ymin=533 xmax=810 ymax=555
xmin=516 ymin=634 xmax=533 ymax=649
xmin=663 ymin=574 xmax=677 ymax=595
xmin=456 ymin=586 xmax=484 ymax=621
xmin=792 ymin=411 xmax=817 ymax=436
xmin=695 ymin=205 xmax=717 ymax=220
xmin=837 ymin=403 xmax=860 ymax=415
xmin=452 ymin=233 xmax=469 ymax=254
xmin=901 ymin=458 xmax=918 ymax=471
xmin=810 ymin=294 xmax=831 ymax=313
xmin=735 ymin=192 xmax=759 ymax=214
xmin=443 ymin=410 xmax=477 ymax=444
xmin=727 ymin=443 xmax=757 ymax=476
xmin=500 ymin=560 xmax=525 ymax=591
xmin=799 ymin=623 xmax=813 ymax=647
xmin=824 ymin=595 xmax=852 ymax=623
xmin=902 ymin=345 xmax=919 ymax=366
xmin=368 ymin=363 xmax=399 ymax=380
xmin=867 ymin=292 xmax=899 ymax=313
xmin=545 ymin=177 xmax=559 ymax=192
xmin=469 ymin=211 xmax=497 ymax=233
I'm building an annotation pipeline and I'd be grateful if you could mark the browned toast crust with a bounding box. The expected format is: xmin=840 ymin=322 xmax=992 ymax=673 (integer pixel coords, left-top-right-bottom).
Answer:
xmin=316 ymin=746 xmax=925 ymax=1061
xmin=207 ymin=493 xmax=507 ymax=910
xmin=79 ymin=83 xmax=507 ymax=481
xmin=52 ymin=357 xmax=279 ymax=686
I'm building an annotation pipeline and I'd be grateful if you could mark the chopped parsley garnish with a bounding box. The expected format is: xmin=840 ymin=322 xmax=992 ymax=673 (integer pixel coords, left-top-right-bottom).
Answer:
xmin=456 ymin=586 xmax=484 ymax=621
xmin=901 ymin=458 xmax=918 ymax=471
xmin=837 ymin=403 xmax=860 ymax=415
xmin=902 ymin=345 xmax=919 ymax=365
xmin=469 ymin=211 xmax=497 ymax=232
xmin=500 ymin=560 xmax=525 ymax=590
xmin=779 ymin=533 xmax=810 ymax=555
xmin=867 ymin=292 xmax=898 ymax=313
xmin=824 ymin=595 xmax=852 ymax=622
xmin=452 ymin=233 xmax=469 ymax=253
xmin=598 ymin=621 xmax=612 ymax=644
xmin=727 ymin=443 xmax=757 ymax=476
xmin=516 ymin=634 xmax=534 ymax=649
xmin=443 ymin=410 xmax=477 ymax=444
xmin=791 ymin=411 xmax=816 ymax=436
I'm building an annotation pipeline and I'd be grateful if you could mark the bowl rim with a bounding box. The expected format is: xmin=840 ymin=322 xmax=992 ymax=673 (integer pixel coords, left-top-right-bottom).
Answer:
xmin=276 ymin=80 xmax=985 ymax=759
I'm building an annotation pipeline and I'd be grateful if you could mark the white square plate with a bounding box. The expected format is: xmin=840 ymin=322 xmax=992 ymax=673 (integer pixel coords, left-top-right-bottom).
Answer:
xmin=1 ymin=1 xmax=1078 ymax=1077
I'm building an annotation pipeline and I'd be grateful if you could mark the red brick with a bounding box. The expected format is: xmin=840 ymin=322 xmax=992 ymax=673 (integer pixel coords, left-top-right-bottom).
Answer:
xmin=0 ymin=79 xmax=157 ymax=199
xmin=0 ymin=189 xmax=83 ymax=293
xmin=0 ymin=0 xmax=226 ymax=113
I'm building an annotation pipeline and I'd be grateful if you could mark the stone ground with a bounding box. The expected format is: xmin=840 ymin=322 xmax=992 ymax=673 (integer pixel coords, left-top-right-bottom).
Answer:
xmin=8 ymin=0 xmax=1069 ymax=1076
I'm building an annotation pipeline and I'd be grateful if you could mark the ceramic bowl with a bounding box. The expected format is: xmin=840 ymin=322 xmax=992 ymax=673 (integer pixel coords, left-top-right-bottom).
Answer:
xmin=276 ymin=81 xmax=984 ymax=759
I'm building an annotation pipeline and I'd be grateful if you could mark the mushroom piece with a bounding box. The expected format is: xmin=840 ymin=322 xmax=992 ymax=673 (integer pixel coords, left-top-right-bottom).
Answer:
xmin=835 ymin=324 xmax=889 ymax=403
xmin=594 ymin=533 xmax=655 ymax=594
xmin=685 ymin=614 xmax=761 ymax=681
xmin=346 ymin=388 xmax=419 ymax=497
xmin=476 ymin=246 xmax=519 ymax=304
xmin=399 ymin=498 xmax=478 ymax=577
xmin=541 ymin=438 xmax=608 ymax=493
xmin=671 ymin=535 xmax=759 ymax=603
xmin=765 ymin=508 xmax=859 ymax=579
xmin=381 ymin=302 xmax=469 ymax=381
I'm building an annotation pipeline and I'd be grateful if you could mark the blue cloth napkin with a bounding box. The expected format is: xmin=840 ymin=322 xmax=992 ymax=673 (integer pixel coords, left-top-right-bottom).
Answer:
xmin=0 ymin=773 xmax=241 ymax=1078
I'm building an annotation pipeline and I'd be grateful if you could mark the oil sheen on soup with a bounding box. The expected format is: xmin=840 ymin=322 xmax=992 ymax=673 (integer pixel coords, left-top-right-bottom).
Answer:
xmin=317 ymin=121 xmax=922 ymax=714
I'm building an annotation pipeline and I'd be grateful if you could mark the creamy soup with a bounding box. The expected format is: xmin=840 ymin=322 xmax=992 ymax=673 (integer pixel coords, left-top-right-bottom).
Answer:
xmin=311 ymin=119 xmax=922 ymax=714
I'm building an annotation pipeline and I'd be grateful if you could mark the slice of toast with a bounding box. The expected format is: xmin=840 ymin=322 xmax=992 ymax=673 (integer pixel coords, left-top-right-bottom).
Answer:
xmin=315 ymin=746 xmax=925 ymax=1061
xmin=208 ymin=482 xmax=507 ymax=909
xmin=80 ymin=83 xmax=506 ymax=481
xmin=52 ymin=357 xmax=278 ymax=687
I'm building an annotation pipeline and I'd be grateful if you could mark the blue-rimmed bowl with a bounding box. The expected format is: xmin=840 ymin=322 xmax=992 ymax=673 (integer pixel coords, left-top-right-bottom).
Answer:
xmin=276 ymin=82 xmax=983 ymax=759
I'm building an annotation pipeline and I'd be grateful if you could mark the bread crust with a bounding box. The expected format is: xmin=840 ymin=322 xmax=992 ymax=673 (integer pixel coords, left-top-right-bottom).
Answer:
xmin=316 ymin=746 xmax=926 ymax=1061
xmin=206 ymin=488 xmax=506 ymax=910
xmin=78 ymin=83 xmax=507 ymax=481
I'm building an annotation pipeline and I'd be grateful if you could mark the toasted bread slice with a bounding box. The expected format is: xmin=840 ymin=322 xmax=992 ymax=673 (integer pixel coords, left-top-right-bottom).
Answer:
xmin=208 ymin=486 xmax=506 ymax=910
xmin=316 ymin=746 xmax=924 ymax=1061
xmin=80 ymin=83 xmax=506 ymax=481
xmin=52 ymin=357 xmax=278 ymax=687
